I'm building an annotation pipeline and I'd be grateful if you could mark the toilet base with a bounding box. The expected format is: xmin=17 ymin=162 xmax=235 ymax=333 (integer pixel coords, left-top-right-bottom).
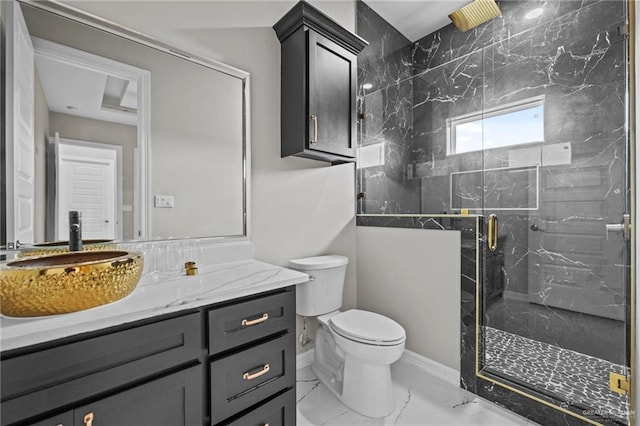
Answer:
xmin=342 ymin=354 xmax=395 ymax=418
xmin=313 ymin=326 xmax=401 ymax=418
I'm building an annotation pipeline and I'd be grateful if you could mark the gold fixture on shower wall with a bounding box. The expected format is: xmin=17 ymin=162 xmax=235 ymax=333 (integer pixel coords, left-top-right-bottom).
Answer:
xmin=487 ymin=214 xmax=498 ymax=251
xmin=610 ymin=372 xmax=630 ymax=396
xmin=449 ymin=0 xmax=502 ymax=32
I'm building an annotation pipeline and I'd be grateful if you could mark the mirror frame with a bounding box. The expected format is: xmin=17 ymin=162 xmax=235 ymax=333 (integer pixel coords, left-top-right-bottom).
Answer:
xmin=3 ymin=0 xmax=251 ymax=247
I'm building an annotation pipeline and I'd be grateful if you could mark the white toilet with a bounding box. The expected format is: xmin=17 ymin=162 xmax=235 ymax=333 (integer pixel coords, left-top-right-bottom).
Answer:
xmin=289 ymin=254 xmax=406 ymax=418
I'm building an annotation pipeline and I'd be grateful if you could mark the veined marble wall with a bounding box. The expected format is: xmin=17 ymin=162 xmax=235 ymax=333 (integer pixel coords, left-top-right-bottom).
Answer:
xmin=356 ymin=1 xmax=419 ymax=214
xmin=357 ymin=0 xmax=630 ymax=424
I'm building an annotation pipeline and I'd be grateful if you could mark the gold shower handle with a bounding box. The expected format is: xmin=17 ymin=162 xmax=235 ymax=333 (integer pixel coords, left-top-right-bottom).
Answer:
xmin=310 ymin=114 xmax=318 ymax=144
xmin=487 ymin=214 xmax=498 ymax=252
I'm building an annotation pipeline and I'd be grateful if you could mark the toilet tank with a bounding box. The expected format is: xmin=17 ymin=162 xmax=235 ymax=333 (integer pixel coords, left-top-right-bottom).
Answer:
xmin=289 ymin=255 xmax=348 ymax=316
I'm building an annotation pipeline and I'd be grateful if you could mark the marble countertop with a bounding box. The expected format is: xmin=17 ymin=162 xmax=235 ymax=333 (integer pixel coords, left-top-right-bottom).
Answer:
xmin=0 ymin=259 xmax=308 ymax=353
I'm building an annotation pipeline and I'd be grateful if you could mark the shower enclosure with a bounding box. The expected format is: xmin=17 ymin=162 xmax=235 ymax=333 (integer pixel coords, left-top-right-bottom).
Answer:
xmin=357 ymin=0 xmax=633 ymax=424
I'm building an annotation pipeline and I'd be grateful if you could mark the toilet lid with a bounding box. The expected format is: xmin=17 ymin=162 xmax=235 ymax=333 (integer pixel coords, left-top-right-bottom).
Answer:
xmin=289 ymin=255 xmax=348 ymax=271
xmin=329 ymin=309 xmax=405 ymax=346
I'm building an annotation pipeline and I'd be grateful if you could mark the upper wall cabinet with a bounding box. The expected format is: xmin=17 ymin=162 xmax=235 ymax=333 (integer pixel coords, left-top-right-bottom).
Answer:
xmin=274 ymin=1 xmax=367 ymax=165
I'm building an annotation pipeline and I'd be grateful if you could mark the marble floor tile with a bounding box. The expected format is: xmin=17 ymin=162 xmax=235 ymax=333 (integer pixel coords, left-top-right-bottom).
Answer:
xmin=297 ymin=358 xmax=538 ymax=425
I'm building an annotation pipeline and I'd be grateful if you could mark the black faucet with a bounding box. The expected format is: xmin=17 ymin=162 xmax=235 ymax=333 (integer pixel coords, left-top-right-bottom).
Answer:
xmin=69 ymin=211 xmax=83 ymax=252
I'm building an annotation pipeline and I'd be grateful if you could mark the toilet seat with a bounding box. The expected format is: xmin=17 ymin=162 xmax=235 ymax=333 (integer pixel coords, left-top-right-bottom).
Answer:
xmin=329 ymin=309 xmax=405 ymax=346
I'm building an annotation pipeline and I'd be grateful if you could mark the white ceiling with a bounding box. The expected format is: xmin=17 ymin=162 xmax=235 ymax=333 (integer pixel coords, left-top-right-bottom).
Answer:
xmin=61 ymin=0 xmax=465 ymax=48
xmin=35 ymin=54 xmax=138 ymax=126
xmin=365 ymin=1 xmax=470 ymax=42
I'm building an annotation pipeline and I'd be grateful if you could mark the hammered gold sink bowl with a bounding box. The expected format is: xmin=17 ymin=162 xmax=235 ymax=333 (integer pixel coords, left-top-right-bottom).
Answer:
xmin=0 ymin=250 xmax=143 ymax=317
xmin=17 ymin=239 xmax=116 ymax=258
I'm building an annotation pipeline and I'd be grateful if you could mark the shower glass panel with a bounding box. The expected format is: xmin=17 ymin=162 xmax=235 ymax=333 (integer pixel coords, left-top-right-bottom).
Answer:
xmin=356 ymin=0 xmax=632 ymax=422
xmin=479 ymin=3 xmax=631 ymax=421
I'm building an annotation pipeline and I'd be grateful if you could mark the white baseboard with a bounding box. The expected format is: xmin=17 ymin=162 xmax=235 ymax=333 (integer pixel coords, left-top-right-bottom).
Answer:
xmin=400 ymin=349 xmax=459 ymax=387
xmin=296 ymin=349 xmax=315 ymax=369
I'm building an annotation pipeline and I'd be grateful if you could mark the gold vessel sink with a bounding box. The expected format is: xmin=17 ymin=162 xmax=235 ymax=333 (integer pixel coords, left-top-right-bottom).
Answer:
xmin=0 ymin=250 xmax=143 ymax=317
xmin=18 ymin=239 xmax=116 ymax=258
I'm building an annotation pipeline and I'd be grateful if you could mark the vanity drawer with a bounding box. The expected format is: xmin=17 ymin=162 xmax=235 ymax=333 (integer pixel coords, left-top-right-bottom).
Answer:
xmin=1 ymin=313 xmax=200 ymax=425
xmin=210 ymin=332 xmax=295 ymax=425
xmin=208 ymin=289 xmax=294 ymax=355
xmin=226 ymin=389 xmax=295 ymax=426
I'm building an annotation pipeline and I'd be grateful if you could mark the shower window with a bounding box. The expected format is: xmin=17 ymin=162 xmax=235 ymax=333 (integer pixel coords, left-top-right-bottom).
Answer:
xmin=447 ymin=96 xmax=545 ymax=155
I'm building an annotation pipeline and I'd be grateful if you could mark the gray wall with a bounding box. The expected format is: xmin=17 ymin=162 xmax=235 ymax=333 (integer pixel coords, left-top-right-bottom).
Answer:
xmin=189 ymin=2 xmax=358 ymax=354
xmin=357 ymin=226 xmax=460 ymax=370
xmin=48 ymin=112 xmax=137 ymax=239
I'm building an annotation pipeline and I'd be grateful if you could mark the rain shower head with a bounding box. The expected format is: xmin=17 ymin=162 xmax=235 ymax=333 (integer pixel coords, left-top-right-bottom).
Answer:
xmin=448 ymin=0 xmax=501 ymax=32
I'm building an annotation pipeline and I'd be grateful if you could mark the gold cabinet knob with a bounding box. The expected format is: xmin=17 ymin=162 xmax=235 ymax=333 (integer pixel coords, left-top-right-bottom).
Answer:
xmin=83 ymin=412 xmax=94 ymax=426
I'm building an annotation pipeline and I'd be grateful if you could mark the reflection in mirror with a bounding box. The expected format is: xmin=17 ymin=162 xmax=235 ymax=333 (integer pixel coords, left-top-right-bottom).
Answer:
xmin=3 ymin=0 xmax=247 ymax=248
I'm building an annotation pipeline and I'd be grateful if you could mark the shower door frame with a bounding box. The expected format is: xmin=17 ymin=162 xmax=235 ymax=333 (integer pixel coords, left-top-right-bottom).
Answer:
xmin=472 ymin=1 xmax=637 ymax=424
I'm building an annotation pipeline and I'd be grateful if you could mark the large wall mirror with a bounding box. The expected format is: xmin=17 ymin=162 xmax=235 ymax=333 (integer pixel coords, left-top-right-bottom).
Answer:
xmin=3 ymin=0 xmax=248 ymax=248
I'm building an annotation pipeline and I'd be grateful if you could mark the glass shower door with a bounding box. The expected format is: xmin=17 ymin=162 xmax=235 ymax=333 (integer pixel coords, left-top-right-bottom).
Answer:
xmin=478 ymin=9 xmax=632 ymax=423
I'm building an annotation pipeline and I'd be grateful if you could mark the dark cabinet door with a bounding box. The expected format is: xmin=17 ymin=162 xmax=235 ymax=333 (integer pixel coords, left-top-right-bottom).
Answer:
xmin=308 ymin=31 xmax=356 ymax=159
xmin=1 ymin=313 xmax=200 ymax=426
xmin=73 ymin=366 xmax=202 ymax=426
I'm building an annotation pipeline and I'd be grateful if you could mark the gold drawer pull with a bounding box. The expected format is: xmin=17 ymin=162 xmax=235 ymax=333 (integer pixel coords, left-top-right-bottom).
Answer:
xmin=84 ymin=413 xmax=94 ymax=426
xmin=243 ymin=363 xmax=270 ymax=380
xmin=242 ymin=313 xmax=268 ymax=327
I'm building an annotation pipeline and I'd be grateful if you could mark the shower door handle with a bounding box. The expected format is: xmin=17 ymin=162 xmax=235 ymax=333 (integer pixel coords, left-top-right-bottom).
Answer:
xmin=606 ymin=214 xmax=631 ymax=240
xmin=310 ymin=114 xmax=318 ymax=145
xmin=487 ymin=214 xmax=498 ymax=251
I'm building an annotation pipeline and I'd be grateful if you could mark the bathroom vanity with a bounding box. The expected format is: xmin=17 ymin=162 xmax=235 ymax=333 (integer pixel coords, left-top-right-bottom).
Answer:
xmin=0 ymin=251 xmax=307 ymax=426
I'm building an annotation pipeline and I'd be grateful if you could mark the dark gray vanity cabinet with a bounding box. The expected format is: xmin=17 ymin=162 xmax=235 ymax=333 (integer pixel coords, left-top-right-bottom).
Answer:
xmin=207 ymin=289 xmax=296 ymax=425
xmin=1 ymin=313 xmax=202 ymax=426
xmin=0 ymin=287 xmax=296 ymax=426
xmin=274 ymin=1 xmax=367 ymax=165
xmin=28 ymin=367 xmax=201 ymax=426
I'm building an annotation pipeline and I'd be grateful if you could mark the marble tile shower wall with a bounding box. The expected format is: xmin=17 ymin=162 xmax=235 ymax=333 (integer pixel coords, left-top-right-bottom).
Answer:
xmin=357 ymin=0 xmax=627 ymax=214
xmin=356 ymin=1 xmax=419 ymax=214
xmin=357 ymin=0 xmax=627 ymax=302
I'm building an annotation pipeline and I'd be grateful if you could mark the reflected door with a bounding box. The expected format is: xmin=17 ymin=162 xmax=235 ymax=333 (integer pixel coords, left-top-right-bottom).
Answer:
xmin=8 ymin=2 xmax=35 ymax=246
xmin=56 ymin=140 xmax=118 ymax=240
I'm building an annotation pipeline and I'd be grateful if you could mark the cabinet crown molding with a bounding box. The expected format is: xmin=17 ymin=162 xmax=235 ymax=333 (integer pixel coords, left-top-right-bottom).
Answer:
xmin=273 ymin=0 xmax=368 ymax=55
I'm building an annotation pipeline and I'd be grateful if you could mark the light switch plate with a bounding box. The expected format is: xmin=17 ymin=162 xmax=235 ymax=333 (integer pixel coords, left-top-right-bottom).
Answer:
xmin=154 ymin=195 xmax=175 ymax=208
